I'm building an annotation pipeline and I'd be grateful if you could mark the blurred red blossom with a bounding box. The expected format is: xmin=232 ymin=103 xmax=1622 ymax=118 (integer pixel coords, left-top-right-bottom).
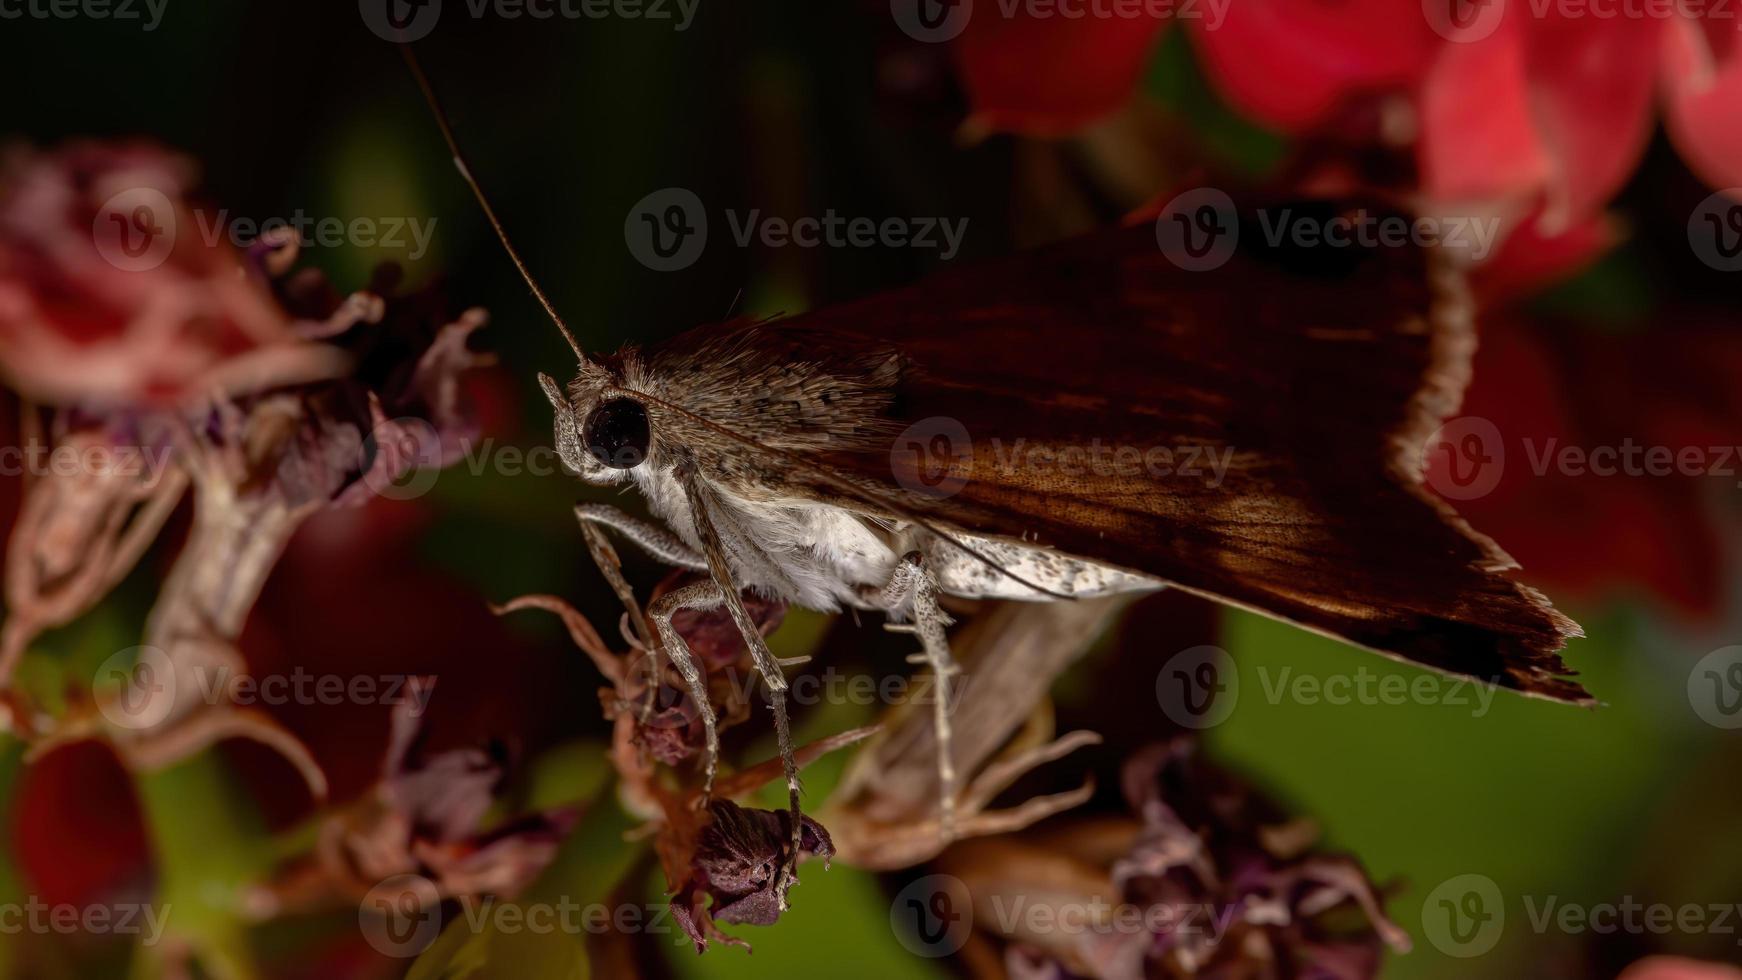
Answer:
xmin=0 ymin=141 xmax=493 ymax=804
xmin=1621 ymin=957 xmax=1742 ymax=980
xmin=1434 ymin=314 xmax=1742 ymax=622
xmin=0 ymin=143 xmax=344 ymax=408
xmin=954 ymin=4 xmax=1742 ymax=265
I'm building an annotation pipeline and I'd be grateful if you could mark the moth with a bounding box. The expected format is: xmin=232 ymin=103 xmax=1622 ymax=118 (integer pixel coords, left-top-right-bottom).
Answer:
xmin=402 ymin=51 xmax=1586 ymax=906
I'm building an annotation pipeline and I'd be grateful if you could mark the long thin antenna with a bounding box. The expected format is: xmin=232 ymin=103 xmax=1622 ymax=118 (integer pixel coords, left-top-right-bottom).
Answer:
xmin=399 ymin=44 xmax=588 ymax=362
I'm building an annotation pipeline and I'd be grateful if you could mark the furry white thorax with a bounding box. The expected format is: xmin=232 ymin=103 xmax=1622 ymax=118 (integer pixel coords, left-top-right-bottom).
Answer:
xmin=632 ymin=465 xmax=1160 ymax=613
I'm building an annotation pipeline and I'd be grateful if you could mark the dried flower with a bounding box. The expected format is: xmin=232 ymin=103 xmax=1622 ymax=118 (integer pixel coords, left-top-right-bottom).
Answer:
xmin=668 ymin=799 xmax=834 ymax=952
xmin=0 ymin=141 xmax=489 ymax=786
xmin=495 ymin=570 xmax=871 ymax=951
xmin=943 ymin=738 xmax=1407 ymax=980
xmin=250 ymin=694 xmax=576 ymax=918
xmin=826 ymin=597 xmax=1126 ymax=870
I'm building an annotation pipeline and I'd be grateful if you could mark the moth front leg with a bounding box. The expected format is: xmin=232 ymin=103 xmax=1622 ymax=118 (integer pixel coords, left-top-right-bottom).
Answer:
xmin=880 ymin=551 xmax=960 ymax=842
xmin=574 ymin=503 xmax=708 ymax=572
xmin=573 ymin=503 xmax=706 ymax=723
xmin=681 ymin=473 xmax=806 ymax=910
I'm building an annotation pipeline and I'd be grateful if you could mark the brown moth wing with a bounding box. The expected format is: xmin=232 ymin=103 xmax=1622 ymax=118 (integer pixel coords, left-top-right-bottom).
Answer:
xmin=770 ymin=203 xmax=1590 ymax=704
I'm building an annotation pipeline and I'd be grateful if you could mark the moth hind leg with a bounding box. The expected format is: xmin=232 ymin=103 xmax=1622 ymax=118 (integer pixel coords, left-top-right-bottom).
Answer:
xmin=880 ymin=550 xmax=961 ymax=842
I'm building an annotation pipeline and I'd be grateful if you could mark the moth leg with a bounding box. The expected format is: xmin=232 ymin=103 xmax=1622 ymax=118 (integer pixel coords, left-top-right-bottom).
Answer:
xmin=646 ymin=579 xmax=725 ymax=799
xmin=574 ymin=503 xmax=708 ymax=572
xmin=573 ymin=505 xmax=667 ymax=722
xmin=681 ymin=475 xmax=805 ymax=910
xmin=881 ymin=551 xmax=960 ymax=842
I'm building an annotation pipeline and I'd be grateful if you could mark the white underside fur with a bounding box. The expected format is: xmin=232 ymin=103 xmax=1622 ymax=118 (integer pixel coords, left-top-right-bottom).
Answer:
xmin=635 ymin=468 xmax=1160 ymax=613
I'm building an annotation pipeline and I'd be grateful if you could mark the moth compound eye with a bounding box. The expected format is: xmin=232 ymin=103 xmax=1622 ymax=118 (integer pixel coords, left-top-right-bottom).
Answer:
xmin=583 ymin=398 xmax=651 ymax=470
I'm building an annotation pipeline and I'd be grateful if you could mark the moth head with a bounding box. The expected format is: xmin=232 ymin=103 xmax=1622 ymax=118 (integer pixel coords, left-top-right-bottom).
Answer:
xmin=539 ymin=372 xmax=651 ymax=482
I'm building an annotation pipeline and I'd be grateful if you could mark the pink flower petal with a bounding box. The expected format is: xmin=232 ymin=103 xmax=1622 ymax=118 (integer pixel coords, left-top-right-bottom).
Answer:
xmin=1421 ymin=15 xmax=1658 ymax=237
xmin=1187 ymin=0 xmax=1437 ymax=130
xmin=1521 ymin=16 xmax=1661 ymax=229
xmin=1663 ymin=14 xmax=1742 ymax=193
xmin=1619 ymin=957 xmax=1742 ymax=980
xmin=1420 ymin=18 xmax=1552 ymax=209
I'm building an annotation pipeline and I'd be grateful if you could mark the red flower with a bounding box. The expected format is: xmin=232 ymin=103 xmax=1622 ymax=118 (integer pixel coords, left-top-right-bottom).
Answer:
xmin=953 ymin=3 xmax=1742 ymax=268
xmin=1620 ymin=957 xmax=1742 ymax=980
xmin=955 ymin=13 xmax=1170 ymax=136
xmin=0 ymin=143 xmax=314 ymax=407
xmin=1434 ymin=314 xmax=1742 ymax=622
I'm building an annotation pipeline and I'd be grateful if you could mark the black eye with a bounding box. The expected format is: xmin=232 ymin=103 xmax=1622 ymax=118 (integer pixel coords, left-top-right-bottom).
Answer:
xmin=583 ymin=398 xmax=650 ymax=469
